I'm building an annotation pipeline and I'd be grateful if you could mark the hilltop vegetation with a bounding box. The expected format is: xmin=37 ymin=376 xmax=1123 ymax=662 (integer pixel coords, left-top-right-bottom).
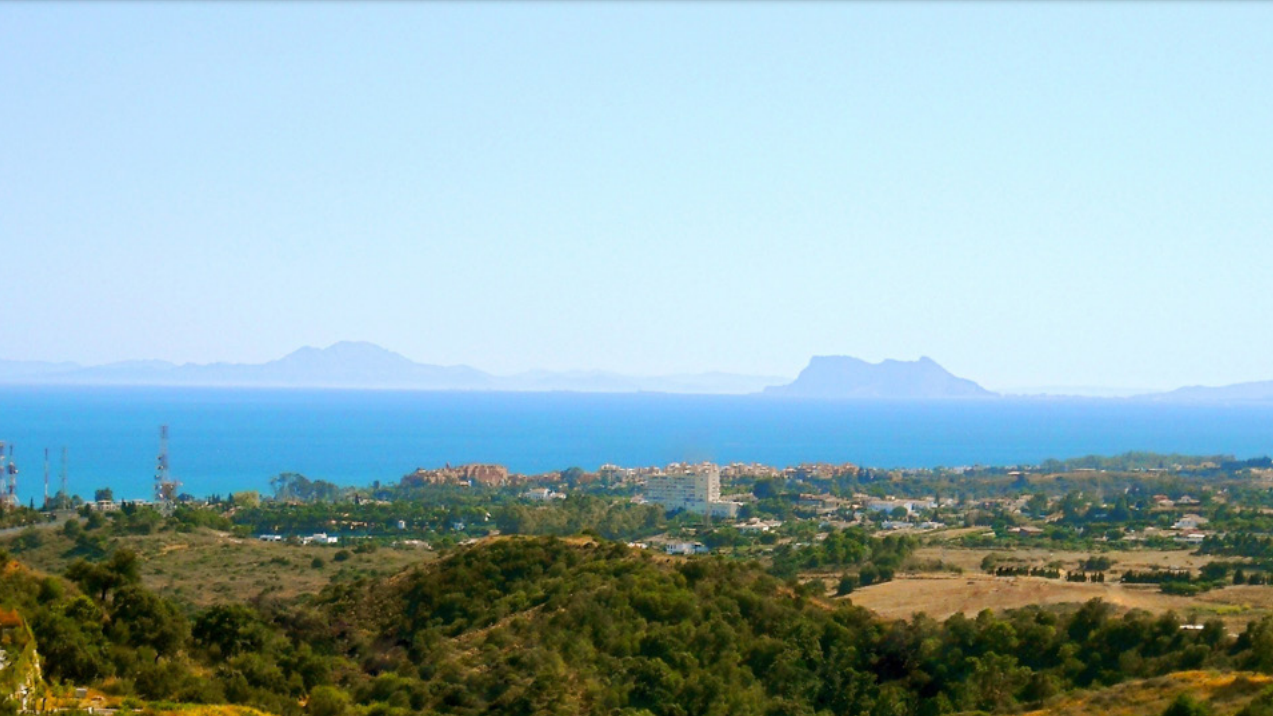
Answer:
xmin=15 ymin=533 xmax=1273 ymax=715
xmin=2 ymin=506 xmax=427 ymax=608
xmin=302 ymin=538 xmax=1273 ymax=715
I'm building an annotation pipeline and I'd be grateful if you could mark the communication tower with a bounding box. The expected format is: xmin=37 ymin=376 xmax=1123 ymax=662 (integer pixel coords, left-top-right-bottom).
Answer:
xmin=60 ymin=447 xmax=68 ymax=506
xmin=2 ymin=444 xmax=16 ymax=507
xmin=43 ymin=448 xmax=50 ymax=509
xmin=155 ymin=425 xmax=180 ymax=503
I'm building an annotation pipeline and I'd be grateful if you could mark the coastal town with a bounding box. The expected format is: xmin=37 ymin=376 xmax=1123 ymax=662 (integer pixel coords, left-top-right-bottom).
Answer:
xmin=38 ymin=452 xmax=1260 ymax=560
xmin=4 ymin=450 xmax=1273 ymax=715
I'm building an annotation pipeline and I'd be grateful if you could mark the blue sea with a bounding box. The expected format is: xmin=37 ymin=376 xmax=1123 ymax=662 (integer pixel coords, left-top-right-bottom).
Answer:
xmin=0 ymin=386 xmax=1270 ymax=502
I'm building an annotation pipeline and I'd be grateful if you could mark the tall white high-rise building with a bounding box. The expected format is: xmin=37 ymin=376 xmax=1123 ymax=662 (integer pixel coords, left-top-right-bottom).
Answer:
xmin=644 ymin=464 xmax=739 ymax=517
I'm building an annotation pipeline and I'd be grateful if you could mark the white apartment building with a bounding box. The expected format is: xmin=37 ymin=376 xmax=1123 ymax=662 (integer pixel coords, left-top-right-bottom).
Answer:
xmin=644 ymin=465 xmax=741 ymax=518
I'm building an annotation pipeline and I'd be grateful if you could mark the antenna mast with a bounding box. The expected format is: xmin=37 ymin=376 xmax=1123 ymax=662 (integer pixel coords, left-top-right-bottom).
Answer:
xmin=44 ymin=448 xmax=50 ymax=510
xmin=60 ymin=447 xmax=68 ymax=507
xmin=155 ymin=425 xmax=179 ymax=503
xmin=4 ymin=444 xmax=16 ymax=507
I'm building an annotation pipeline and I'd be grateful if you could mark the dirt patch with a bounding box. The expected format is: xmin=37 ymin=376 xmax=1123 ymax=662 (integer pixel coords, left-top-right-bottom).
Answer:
xmin=846 ymin=573 xmax=1113 ymax=619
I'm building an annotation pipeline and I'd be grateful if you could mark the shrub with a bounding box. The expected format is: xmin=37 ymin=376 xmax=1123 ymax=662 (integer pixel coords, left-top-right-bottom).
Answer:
xmin=836 ymin=573 xmax=858 ymax=596
xmin=1161 ymin=582 xmax=1207 ymax=597
xmin=308 ymin=685 xmax=349 ymax=716
xmin=1081 ymin=555 xmax=1113 ymax=571
xmin=1163 ymin=693 xmax=1211 ymax=716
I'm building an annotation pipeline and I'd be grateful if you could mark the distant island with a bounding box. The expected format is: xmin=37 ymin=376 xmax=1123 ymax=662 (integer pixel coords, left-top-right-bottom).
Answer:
xmin=3 ymin=342 xmax=1273 ymax=402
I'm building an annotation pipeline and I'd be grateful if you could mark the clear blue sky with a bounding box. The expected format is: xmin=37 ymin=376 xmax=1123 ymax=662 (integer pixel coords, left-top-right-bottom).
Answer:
xmin=3 ymin=2 xmax=1271 ymax=391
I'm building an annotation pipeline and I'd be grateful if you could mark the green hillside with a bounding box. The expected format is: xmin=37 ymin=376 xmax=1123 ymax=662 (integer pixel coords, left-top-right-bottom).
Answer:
xmin=9 ymin=535 xmax=1273 ymax=715
xmin=307 ymin=537 xmax=1273 ymax=715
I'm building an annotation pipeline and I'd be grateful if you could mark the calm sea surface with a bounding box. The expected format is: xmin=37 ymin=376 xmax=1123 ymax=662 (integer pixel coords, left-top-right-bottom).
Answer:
xmin=0 ymin=386 xmax=1270 ymax=501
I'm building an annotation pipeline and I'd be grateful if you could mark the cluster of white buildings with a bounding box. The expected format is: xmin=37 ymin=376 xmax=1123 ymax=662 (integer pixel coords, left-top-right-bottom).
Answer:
xmin=86 ymin=499 xmax=158 ymax=512
xmin=256 ymin=532 xmax=339 ymax=544
xmin=864 ymin=498 xmax=937 ymax=516
xmin=663 ymin=541 xmax=711 ymax=555
xmin=523 ymin=487 xmax=566 ymax=501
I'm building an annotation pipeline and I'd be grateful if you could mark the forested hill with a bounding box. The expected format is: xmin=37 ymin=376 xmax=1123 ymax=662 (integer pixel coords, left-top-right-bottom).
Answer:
xmin=313 ymin=537 xmax=1269 ymax=716
xmin=10 ymin=535 xmax=1273 ymax=716
xmin=319 ymin=537 xmax=888 ymax=714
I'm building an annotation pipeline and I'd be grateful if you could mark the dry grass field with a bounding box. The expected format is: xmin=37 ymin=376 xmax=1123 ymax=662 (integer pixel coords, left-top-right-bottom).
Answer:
xmin=152 ymin=706 xmax=278 ymax=716
xmin=1008 ymin=670 xmax=1273 ymax=716
xmin=2 ymin=528 xmax=432 ymax=607
xmin=915 ymin=544 xmax=1216 ymax=573
xmin=849 ymin=573 xmax=1191 ymax=620
xmin=845 ymin=546 xmax=1273 ymax=632
xmin=129 ymin=531 xmax=432 ymax=607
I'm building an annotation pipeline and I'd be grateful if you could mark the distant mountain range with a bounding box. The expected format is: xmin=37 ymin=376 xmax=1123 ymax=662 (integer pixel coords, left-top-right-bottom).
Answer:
xmin=0 ymin=342 xmax=784 ymax=395
xmin=1144 ymin=380 xmax=1273 ymax=404
xmin=2 ymin=343 xmax=1272 ymax=402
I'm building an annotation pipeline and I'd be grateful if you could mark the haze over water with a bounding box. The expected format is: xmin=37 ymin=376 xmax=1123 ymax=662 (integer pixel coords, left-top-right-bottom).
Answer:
xmin=2 ymin=386 xmax=1270 ymax=502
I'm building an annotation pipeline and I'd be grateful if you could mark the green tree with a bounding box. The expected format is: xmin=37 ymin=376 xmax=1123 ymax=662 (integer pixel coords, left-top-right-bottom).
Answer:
xmin=61 ymin=518 xmax=83 ymax=539
xmin=753 ymin=478 xmax=780 ymax=500
xmin=65 ymin=549 xmax=141 ymax=602
xmin=965 ymin=652 xmax=1028 ymax=711
xmin=836 ymin=573 xmax=858 ymax=596
xmin=1026 ymin=493 xmax=1050 ymax=516
xmin=31 ymin=596 xmax=112 ymax=683
xmin=308 ymin=685 xmax=349 ymax=716
xmin=559 ymin=466 xmax=586 ymax=486
xmin=193 ymin=604 xmax=268 ymax=658
xmin=109 ymin=584 xmax=188 ymax=658
xmin=233 ymin=491 xmax=262 ymax=509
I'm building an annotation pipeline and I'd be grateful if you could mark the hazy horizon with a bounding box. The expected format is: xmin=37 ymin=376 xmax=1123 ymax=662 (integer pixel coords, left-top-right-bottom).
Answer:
xmin=0 ymin=340 xmax=1188 ymax=395
xmin=4 ymin=3 xmax=1271 ymax=390
xmin=0 ymin=339 xmax=1241 ymax=395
